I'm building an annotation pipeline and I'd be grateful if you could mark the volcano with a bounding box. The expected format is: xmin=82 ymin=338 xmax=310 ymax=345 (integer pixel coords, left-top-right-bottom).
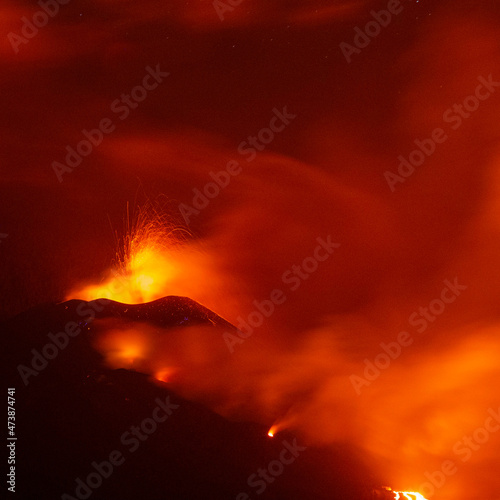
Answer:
xmin=5 ymin=296 xmax=376 ymax=500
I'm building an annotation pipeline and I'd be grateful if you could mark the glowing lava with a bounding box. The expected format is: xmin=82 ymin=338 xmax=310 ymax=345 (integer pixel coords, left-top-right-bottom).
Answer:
xmin=393 ymin=493 xmax=427 ymax=500
xmin=382 ymin=487 xmax=427 ymax=500
xmin=267 ymin=425 xmax=278 ymax=438
xmin=68 ymin=203 xmax=190 ymax=304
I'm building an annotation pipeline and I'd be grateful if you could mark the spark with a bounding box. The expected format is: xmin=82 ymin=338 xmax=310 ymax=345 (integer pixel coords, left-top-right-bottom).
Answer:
xmin=68 ymin=201 xmax=190 ymax=303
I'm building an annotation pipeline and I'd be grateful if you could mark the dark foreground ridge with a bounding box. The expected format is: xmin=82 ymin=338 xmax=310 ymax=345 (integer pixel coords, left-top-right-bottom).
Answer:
xmin=4 ymin=297 xmax=375 ymax=500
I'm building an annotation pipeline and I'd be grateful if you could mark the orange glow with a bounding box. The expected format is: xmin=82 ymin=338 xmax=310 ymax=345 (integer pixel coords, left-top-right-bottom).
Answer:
xmin=154 ymin=368 xmax=175 ymax=383
xmin=267 ymin=423 xmax=283 ymax=438
xmin=4 ymin=2 xmax=500 ymax=499
xmin=68 ymin=203 xmax=185 ymax=304
xmin=393 ymin=492 xmax=428 ymax=500
xmin=67 ymin=202 xmax=237 ymax=321
xmin=381 ymin=487 xmax=428 ymax=500
xmin=95 ymin=327 xmax=149 ymax=369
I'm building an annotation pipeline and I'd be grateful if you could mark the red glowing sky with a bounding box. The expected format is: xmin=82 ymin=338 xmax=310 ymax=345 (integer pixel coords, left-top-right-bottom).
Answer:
xmin=1 ymin=1 xmax=500 ymax=499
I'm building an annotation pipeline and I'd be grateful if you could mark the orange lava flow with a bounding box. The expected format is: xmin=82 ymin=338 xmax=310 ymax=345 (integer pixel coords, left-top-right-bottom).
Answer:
xmin=394 ymin=493 xmax=428 ymax=500
xmin=384 ymin=487 xmax=427 ymax=500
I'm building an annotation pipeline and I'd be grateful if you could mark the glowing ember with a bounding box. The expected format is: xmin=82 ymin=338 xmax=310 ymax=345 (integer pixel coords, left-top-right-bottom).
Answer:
xmin=267 ymin=425 xmax=279 ymax=438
